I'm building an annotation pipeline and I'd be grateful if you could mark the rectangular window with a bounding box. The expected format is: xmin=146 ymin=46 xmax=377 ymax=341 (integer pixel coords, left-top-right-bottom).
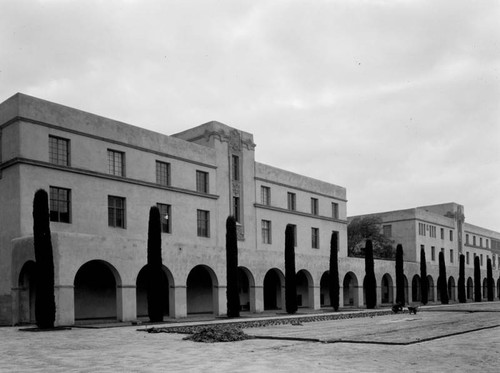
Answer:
xmin=157 ymin=203 xmax=171 ymax=233
xmin=197 ymin=209 xmax=210 ymax=237
xmin=49 ymin=186 xmax=71 ymax=223
xmin=466 ymin=252 xmax=470 ymax=265
xmin=196 ymin=170 xmax=209 ymax=193
xmin=418 ymin=223 xmax=426 ymax=236
xmin=287 ymin=192 xmax=296 ymax=211
xmin=486 ymin=239 xmax=489 ymax=248
xmin=332 ymin=202 xmax=339 ymax=219
xmin=479 ymin=237 xmax=483 ymax=247
xmin=233 ymin=197 xmax=240 ymax=223
xmin=232 ymin=155 xmax=240 ymax=181
xmin=49 ymin=136 xmax=70 ymax=166
xmin=473 ymin=236 xmax=476 ymax=246
xmin=429 ymin=226 xmax=436 ymax=238
xmin=493 ymin=255 xmax=496 ymax=268
xmin=466 ymin=234 xmax=469 ymax=245
xmin=311 ymin=228 xmax=319 ymax=249
xmin=261 ymin=186 xmax=271 ymax=205
xmin=450 ymin=249 xmax=454 ymax=263
xmin=262 ymin=220 xmax=271 ymax=244
xmin=383 ymin=225 xmax=392 ymax=237
xmin=108 ymin=149 xmax=124 ymax=176
xmin=431 ymin=246 xmax=435 ymax=261
xmin=108 ymin=196 xmax=125 ymax=228
xmin=440 ymin=228 xmax=444 ymax=239
xmin=156 ymin=161 xmax=170 ymax=186
xmin=311 ymin=198 xmax=318 ymax=215
xmin=480 ymin=254 xmax=483 ymax=266
xmin=449 ymin=230 xmax=453 ymax=241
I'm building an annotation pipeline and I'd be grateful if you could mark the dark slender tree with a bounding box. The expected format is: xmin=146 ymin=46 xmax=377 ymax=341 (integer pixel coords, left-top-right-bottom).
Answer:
xmin=33 ymin=189 xmax=56 ymax=329
xmin=458 ymin=254 xmax=466 ymax=303
xmin=420 ymin=247 xmax=428 ymax=305
xmin=226 ymin=216 xmax=240 ymax=317
xmin=285 ymin=224 xmax=297 ymax=314
xmin=474 ymin=256 xmax=481 ymax=302
xmin=147 ymin=206 xmax=163 ymax=322
xmin=438 ymin=251 xmax=449 ymax=304
xmin=487 ymin=258 xmax=494 ymax=301
xmin=395 ymin=244 xmax=405 ymax=305
xmin=329 ymin=231 xmax=340 ymax=311
xmin=364 ymin=240 xmax=377 ymax=309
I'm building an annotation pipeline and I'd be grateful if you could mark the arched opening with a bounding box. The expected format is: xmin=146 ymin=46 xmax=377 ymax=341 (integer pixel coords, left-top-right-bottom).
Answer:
xmin=448 ymin=276 xmax=456 ymax=301
xmin=186 ymin=265 xmax=217 ymax=315
xmin=136 ymin=265 xmax=171 ymax=318
xmin=412 ymin=275 xmax=421 ymax=302
xmin=467 ymin=277 xmax=473 ymax=300
xmin=296 ymin=270 xmax=312 ymax=308
xmin=238 ymin=267 xmax=254 ymax=312
xmin=18 ymin=261 xmax=37 ymax=324
xmin=74 ymin=260 xmax=120 ymax=320
xmin=263 ymin=268 xmax=284 ymax=310
xmin=343 ymin=272 xmax=359 ymax=307
xmin=482 ymin=278 xmax=488 ymax=299
xmin=403 ymin=275 xmax=409 ymax=305
xmin=381 ymin=274 xmax=393 ymax=304
xmin=320 ymin=271 xmax=330 ymax=307
xmin=427 ymin=275 xmax=435 ymax=302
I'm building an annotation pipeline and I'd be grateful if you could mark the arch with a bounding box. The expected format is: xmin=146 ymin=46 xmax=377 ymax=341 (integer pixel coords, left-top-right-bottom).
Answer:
xmin=296 ymin=269 xmax=313 ymax=308
xmin=320 ymin=271 xmax=330 ymax=307
xmin=412 ymin=275 xmax=421 ymax=302
xmin=186 ymin=265 xmax=218 ymax=315
xmin=381 ymin=274 xmax=393 ymax=304
xmin=237 ymin=267 xmax=255 ymax=312
xmin=448 ymin=276 xmax=456 ymax=301
xmin=427 ymin=275 xmax=435 ymax=302
xmin=467 ymin=277 xmax=473 ymax=300
xmin=136 ymin=264 xmax=173 ymax=318
xmin=263 ymin=268 xmax=284 ymax=310
xmin=343 ymin=272 xmax=359 ymax=307
xmin=74 ymin=260 xmax=121 ymax=320
xmin=17 ymin=261 xmax=37 ymax=324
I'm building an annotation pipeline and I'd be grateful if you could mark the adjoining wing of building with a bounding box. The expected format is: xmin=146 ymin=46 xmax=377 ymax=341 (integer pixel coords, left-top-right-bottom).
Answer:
xmin=0 ymin=93 xmax=498 ymax=326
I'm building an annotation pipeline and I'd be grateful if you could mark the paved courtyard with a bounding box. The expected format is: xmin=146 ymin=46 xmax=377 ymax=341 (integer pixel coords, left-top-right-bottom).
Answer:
xmin=1 ymin=302 xmax=499 ymax=372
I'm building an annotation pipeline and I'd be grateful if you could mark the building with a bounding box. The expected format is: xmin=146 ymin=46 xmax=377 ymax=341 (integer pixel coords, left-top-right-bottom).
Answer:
xmin=349 ymin=203 xmax=500 ymax=303
xmin=0 ymin=93 xmax=349 ymax=326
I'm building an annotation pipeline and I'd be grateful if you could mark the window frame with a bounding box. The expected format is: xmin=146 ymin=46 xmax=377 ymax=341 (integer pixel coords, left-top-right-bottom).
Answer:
xmin=261 ymin=186 xmax=271 ymax=206
xmin=196 ymin=170 xmax=209 ymax=193
xmin=262 ymin=220 xmax=272 ymax=244
xmin=49 ymin=135 xmax=70 ymax=166
xmin=311 ymin=227 xmax=319 ymax=249
xmin=332 ymin=202 xmax=339 ymax=219
xmin=155 ymin=161 xmax=171 ymax=186
xmin=311 ymin=198 xmax=318 ymax=215
xmin=197 ymin=209 xmax=210 ymax=237
xmin=287 ymin=192 xmax=296 ymax=211
xmin=49 ymin=186 xmax=71 ymax=223
xmin=107 ymin=149 xmax=125 ymax=177
xmin=157 ymin=203 xmax=172 ymax=233
xmin=108 ymin=195 xmax=126 ymax=228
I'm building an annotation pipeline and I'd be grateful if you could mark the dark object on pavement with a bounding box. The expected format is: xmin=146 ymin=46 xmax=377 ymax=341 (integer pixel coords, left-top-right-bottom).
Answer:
xmin=408 ymin=306 xmax=419 ymax=315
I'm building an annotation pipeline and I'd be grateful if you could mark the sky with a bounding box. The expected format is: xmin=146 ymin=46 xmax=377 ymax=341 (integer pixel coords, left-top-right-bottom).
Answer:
xmin=1 ymin=0 xmax=499 ymax=230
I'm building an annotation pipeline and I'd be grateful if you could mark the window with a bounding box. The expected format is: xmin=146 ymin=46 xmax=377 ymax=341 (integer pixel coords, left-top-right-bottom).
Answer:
xmin=262 ymin=220 xmax=271 ymax=244
xmin=157 ymin=203 xmax=171 ymax=233
xmin=311 ymin=198 xmax=318 ymax=215
xmin=108 ymin=149 xmax=124 ymax=176
xmin=197 ymin=210 xmax=210 ymax=237
xmin=473 ymin=236 xmax=476 ymax=246
xmin=479 ymin=237 xmax=483 ymax=247
xmin=418 ymin=223 xmax=426 ymax=236
xmin=196 ymin=170 xmax=209 ymax=193
xmin=383 ymin=225 xmax=392 ymax=238
xmin=261 ymin=186 xmax=271 ymax=205
xmin=493 ymin=255 xmax=496 ymax=268
xmin=332 ymin=202 xmax=339 ymax=219
xmin=49 ymin=136 xmax=70 ymax=166
xmin=232 ymin=155 xmax=240 ymax=181
xmin=431 ymin=246 xmax=435 ymax=261
xmin=440 ymin=228 xmax=444 ymax=240
xmin=311 ymin=228 xmax=319 ymax=249
xmin=480 ymin=254 xmax=483 ymax=266
xmin=429 ymin=225 xmax=436 ymax=238
xmin=233 ymin=197 xmax=240 ymax=223
xmin=486 ymin=239 xmax=489 ymax=248
xmin=108 ymin=196 xmax=125 ymax=228
xmin=156 ymin=161 xmax=170 ymax=186
xmin=450 ymin=249 xmax=454 ymax=263
xmin=466 ymin=252 xmax=470 ymax=265
xmin=287 ymin=192 xmax=296 ymax=211
xmin=49 ymin=186 xmax=71 ymax=223
xmin=466 ymin=234 xmax=469 ymax=245
xmin=449 ymin=230 xmax=453 ymax=241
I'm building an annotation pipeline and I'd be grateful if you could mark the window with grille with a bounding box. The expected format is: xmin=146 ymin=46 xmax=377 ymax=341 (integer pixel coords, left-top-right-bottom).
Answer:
xmin=262 ymin=220 xmax=271 ymax=244
xmin=156 ymin=161 xmax=170 ymax=186
xmin=261 ymin=186 xmax=271 ymax=205
xmin=196 ymin=170 xmax=209 ymax=193
xmin=108 ymin=149 xmax=124 ymax=176
xmin=49 ymin=186 xmax=71 ymax=223
xmin=197 ymin=209 xmax=210 ymax=237
xmin=108 ymin=196 xmax=125 ymax=228
xmin=157 ymin=203 xmax=171 ymax=233
xmin=311 ymin=227 xmax=319 ymax=249
xmin=49 ymin=136 xmax=70 ymax=166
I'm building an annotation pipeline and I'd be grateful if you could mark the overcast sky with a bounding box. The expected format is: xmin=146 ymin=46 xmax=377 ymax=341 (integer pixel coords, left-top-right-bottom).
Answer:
xmin=1 ymin=0 xmax=499 ymax=230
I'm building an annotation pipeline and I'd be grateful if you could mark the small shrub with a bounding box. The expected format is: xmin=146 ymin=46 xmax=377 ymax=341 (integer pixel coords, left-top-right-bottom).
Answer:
xmin=183 ymin=326 xmax=250 ymax=343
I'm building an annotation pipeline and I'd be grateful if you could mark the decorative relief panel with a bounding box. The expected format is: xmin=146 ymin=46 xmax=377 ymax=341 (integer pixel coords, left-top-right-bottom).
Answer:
xmin=232 ymin=181 xmax=240 ymax=196
xmin=237 ymin=225 xmax=245 ymax=241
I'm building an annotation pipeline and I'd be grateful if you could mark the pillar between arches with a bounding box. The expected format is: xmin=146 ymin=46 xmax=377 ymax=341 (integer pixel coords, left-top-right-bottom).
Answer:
xmin=171 ymin=285 xmax=186 ymax=318
xmin=251 ymin=285 xmax=263 ymax=313
xmin=117 ymin=285 xmax=136 ymax=322
xmin=214 ymin=285 xmax=226 ymax=316
xmin=55 ymin=285 xmax=74 ymax=326
xmin=311 ymin=285 xmax=320 ymax=310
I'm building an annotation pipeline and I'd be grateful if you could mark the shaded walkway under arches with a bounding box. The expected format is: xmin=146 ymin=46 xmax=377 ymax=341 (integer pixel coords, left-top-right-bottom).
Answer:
xmin=17 ymin=261 xmax=37 ymax=324
xmin=186 ymin=265 xmax=217 ymax=315
xmin=263 ymin=269 xmax=284 ymax=310
xmin=136 ymin=265 xmax=171 ymax=318
xmin=343 ymin=272 xmax=359 ymax=307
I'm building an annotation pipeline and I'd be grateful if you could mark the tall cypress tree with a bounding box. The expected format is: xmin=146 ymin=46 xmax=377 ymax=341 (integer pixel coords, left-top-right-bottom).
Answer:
xmin=329 ymin=231 xmax=340 ymax=311
xmin=147 ymin=206 xmax=163 ymax=322
xmin=438 ymin=251 xmax=449 ymax=304
xmin=487 ymin=258 xmax=494 ymax=301
xmin=474 ymin=256 xmax=481 ymax=302
xmin=285 ymin=224 xmax=297 ymax=314
xmin=33 ymin=189 xmax=56 ymax=329
xmin=364 ymin=240 xmax=377 ymax=309
xmin=420 ymin=247 xmax=428 ymax=305
xmin=458 ymin=254 xmax=466 ymax=303
xmin=395 ymin=244 xmax=405 ymax=305
xmin=226 ymin=216 xmax=240 ymax=317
